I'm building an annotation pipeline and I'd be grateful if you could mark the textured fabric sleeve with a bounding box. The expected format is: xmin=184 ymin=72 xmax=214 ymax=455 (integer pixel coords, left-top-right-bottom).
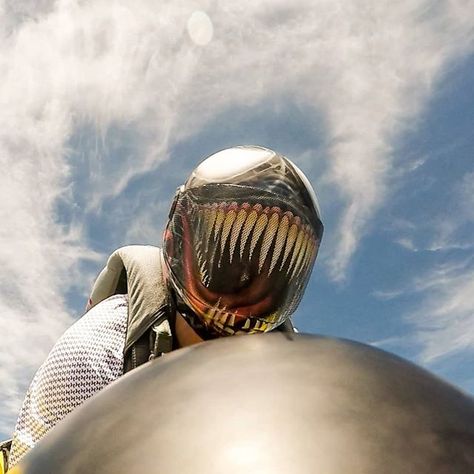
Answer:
xmin=9 ymin=295 xmax=129 ymax=467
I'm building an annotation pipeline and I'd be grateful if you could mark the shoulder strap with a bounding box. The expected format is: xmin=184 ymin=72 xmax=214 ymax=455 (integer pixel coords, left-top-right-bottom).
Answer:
xmin=0 ymin=439 xmax=11 ymax=474
xmin=88 ymin=245 xmax=296 ymax=372
xmin=87 ymin=245 xmax=171 ymax=358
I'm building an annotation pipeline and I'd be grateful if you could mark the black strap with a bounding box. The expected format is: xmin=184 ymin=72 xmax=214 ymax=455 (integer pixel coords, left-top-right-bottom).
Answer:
xmin=123 ymin=331 xmax=150 ymax=373
xmin=0 ymin=439 xmax=11 ymax=473
xmin=123 ymin=292 xmax=177 ymax=374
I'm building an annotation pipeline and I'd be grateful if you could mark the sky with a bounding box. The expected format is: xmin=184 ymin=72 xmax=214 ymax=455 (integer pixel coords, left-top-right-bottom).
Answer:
xmin=1 ymin=0 xmax=474 ymax=439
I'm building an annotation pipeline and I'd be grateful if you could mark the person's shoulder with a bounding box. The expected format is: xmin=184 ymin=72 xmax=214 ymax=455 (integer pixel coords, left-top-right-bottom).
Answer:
xmin=88 ymin=294 xmax=128 ymax=312
xmin=60 ymin=294 xmax=128 ymax=342
xmin=81 ymin=293 xmax=128 ymax=323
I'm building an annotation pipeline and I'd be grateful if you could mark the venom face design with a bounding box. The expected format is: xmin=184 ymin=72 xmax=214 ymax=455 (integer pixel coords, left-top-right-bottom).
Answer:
xmin=164 ymin=185 xmax=322 ymax=337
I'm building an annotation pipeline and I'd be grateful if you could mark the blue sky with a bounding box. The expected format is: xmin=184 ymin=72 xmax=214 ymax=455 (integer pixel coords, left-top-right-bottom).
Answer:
xmin=1 ymin=0 xmax=474 ymax=439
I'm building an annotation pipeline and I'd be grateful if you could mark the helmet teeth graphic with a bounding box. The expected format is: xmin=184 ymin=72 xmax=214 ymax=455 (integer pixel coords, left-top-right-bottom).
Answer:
xmin=259 ymin=210 xmax=280 ymax=274
xmin=219 ymin=208 xmax=237 ymax=267
xmin=196 ymin=202 xmax=318 ymax=285
xmin=280 ymin=222 xmax=298 ymax=271
xmin=229 ymin=208 xmax=248 ymax=263
xmin=249 ymin=212 xmax=268 ymax=262
xmin=239 ymin=209 xmax=259 ymax=260
xmin=219 ymin=312 xmax=229 ymax=325
xmin=299 ymin=236 xmax=312 ymax=277
xmin=204 ymin=299 xmax=222 ymax=322
xmin=267 ymin=312 xmax=279 ymax=324
xmin=292 ymin=228 xmax=311 ymax=280
xmin=213 ymin=206 xmax=226 ymax=241
xmin=196 ymin=245 xmax=210 ymax=286
xmin=303 ymin=236 xmax=315 ymax=274
xmin=204 ymin=204 xmax=218 ymax=247
xmin=269 ymin=214 xmax=290 ymax=275
xmin=288 ymin=226 xmax=305 ymax=277
xmin=164 ymin=146 xmax=323 ymax=338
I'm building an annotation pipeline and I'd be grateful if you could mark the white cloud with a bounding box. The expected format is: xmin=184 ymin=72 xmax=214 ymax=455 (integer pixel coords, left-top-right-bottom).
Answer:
xmin=318 ymin=3 xmax=474 ymax=279
xmin=1 ymin=0 xmax=474 ymax=435
xmin=428 ymin=171 xmax=474 ymax=251
xmin=373 ymin=172 xmax=474 ymax=365
xmin=409 ymin=258 xmax=474 ymax=363
xmin=384 ymin=170 xmax=474 ymax=255
xmin=371 ymin=289 xmax=405 ymax=301
xmin=369 ymin=336 xmax=410 ymax=350
xmin=123 ymin=199 xmax=170 ymax=246
xmin=394 ymin=238 xmax=418 ymax=252
xmin=404 ymin=172 xmax=474 ymax=363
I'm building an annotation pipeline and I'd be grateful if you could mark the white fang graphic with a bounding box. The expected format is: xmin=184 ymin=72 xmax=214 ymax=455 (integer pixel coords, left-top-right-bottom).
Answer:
xmin=204 ymin=205 xmax=218 ymax=246
xmin=280 ymin=223 xmax=298 ymax=270
xmin=229 ymin=208 xmax=247 ymax=263
xmin=219 ymin=210 xmax=237 ymax=265
xmin=288 ymin=228 xmax=305 ymax=276
xmin=249 ymin=213 xmax=268 ymax=261
xmin=269 ymin=215 xmax=289 ymax=275
xmin=259 ymin=213 xmax=280 ymax=273
xmin=240 ymin=210 xmax=259 ymax=259
xmin=292 ymin=231 xmax=310 ymax=280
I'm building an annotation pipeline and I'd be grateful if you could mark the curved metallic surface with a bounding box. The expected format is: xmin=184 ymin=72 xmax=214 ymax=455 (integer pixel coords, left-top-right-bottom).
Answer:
xmin=17 ymin=333 xmax=474 ymax=473
xmin=185 ymin=145 xmax=322 ymax=220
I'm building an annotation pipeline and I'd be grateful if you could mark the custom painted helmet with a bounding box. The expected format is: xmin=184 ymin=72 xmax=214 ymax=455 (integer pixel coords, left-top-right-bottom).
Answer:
xmin=163 ymin=146 xmax=323 ymax=338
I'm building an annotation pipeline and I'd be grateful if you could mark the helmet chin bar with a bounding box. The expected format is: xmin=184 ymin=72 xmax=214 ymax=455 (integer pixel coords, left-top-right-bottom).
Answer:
xmin=173 ymin=289 xmax=294 ymax=340
xmin=172 ymin=290 xmax=219 ymax=341
xmin=163 ymin=146 xmax=324 ymax=339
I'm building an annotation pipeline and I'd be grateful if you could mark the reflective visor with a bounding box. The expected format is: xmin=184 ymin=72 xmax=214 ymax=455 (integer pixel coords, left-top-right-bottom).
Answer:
xmin=164 ymin=184 xmax=322 ymax=336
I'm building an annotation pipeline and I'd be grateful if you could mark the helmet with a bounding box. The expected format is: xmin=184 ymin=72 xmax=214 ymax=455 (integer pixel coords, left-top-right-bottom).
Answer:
xmin=163 ymin=145 xmax=323 ymax=338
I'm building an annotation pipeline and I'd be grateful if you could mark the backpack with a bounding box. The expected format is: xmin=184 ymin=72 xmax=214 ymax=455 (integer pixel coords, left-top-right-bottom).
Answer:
xmin=87 ymin=245 xmax=173 ymax=373
xmin=87 ymin=245 xmax=296 ymax=373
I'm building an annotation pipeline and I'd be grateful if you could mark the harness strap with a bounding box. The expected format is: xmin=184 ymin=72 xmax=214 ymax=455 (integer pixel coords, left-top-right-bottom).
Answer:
xmin=89 ymin=245 xmax=295 ymax=374
xmin=150 ymin=319 xmax=173 ymax=360
xmin=87 ymin=245 xmax=170 ymax=373
xmin=0 ymin=439 xmax=11 ymax=474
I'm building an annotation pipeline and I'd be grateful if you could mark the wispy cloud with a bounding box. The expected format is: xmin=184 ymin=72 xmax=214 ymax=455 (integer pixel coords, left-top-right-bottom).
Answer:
xmin=370 ymin=256 xmax=474 ymax=366
xmin=428 ymin=171 xmax=474 ymax=251
xmin=394 ymin=238 xmax=418 ymax=252
xmin=369 ymin=335 xmax=412 ymax=350
xmin=385 ymin=166 xmax=474 ymax=255
xmin=403 ymin=170 xmax=474 ymax=363
xmin=371 ymin=289 xmax=405 ymax=301
xmin=373 ymin=162 xmax=474 ymax=363
xmin=320 ymin=3 xmax=474 ymax=279
xmin=1 ymin=0 xmax=474 ymax=436
xmin=409 ymin=257 xmax=474 ymax=363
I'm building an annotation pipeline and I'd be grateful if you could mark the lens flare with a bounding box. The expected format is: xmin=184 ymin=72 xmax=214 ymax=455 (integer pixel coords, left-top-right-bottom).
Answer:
xmin=187 ymin=11 xmax=213 ymax=46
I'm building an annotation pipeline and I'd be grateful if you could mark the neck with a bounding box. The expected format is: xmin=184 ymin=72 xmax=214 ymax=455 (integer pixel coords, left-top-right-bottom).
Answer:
xmin=175 ymin=311 xmax=205 ymax=348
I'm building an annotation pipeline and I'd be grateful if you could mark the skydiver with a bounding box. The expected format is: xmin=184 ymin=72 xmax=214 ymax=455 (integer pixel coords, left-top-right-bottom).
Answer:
xmin=7 ymin=145 xmax=323 ymax=468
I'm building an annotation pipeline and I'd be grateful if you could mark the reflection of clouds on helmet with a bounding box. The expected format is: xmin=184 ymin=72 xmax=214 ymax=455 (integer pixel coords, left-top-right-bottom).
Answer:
xmin=163 ymin=146 xmax=323 ymax=337
xmin=188 ymin=146 xmax=322 ymax=222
